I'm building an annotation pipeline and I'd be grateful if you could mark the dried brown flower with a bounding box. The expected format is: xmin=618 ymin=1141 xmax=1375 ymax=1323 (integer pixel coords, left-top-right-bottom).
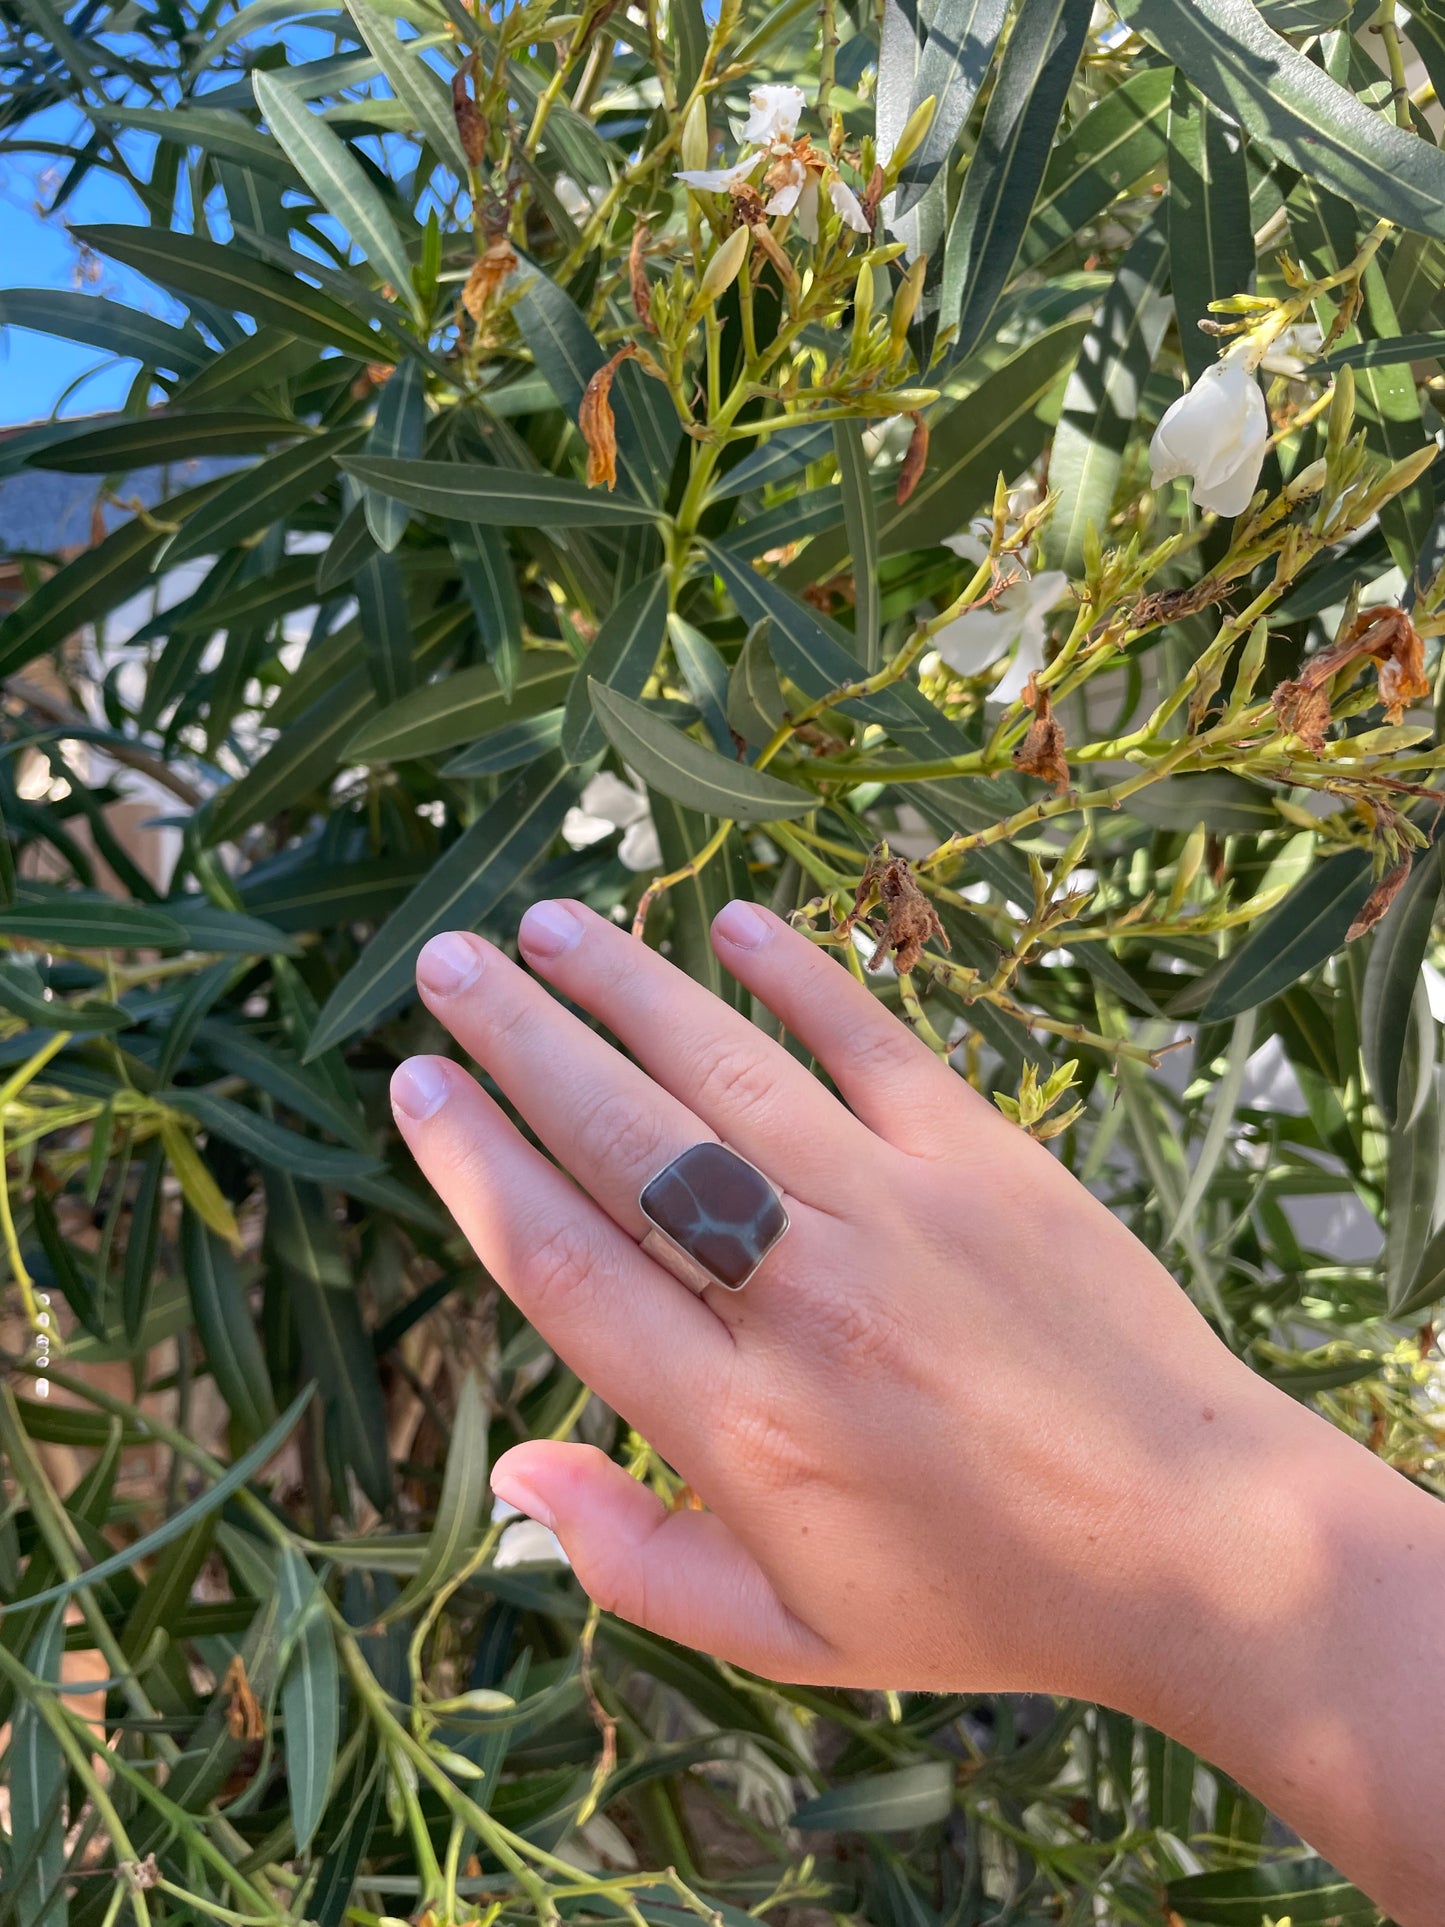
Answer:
xmin=1270 ymin=677 xmax=1332 ymax=750
xmin=452 ymin=61 xmax=487 ymax=167
xmin=462 ymin=235 xmax=519 ymax=321
xmin=224 ymin=1653 xmax=264 ymax=1741
xmin=847 ymin=851 xmax=949 ymax=976
xmin=579 ymin=345 xmax=638 ymax=490
xmin=1347 ymin=853 xmax=1413 ymax=940
xmin=1011 ymin=673 xmax=1070 ymax=791
xmin=896 ymin=411 xmax=929 ymax=505
xmin=860 ymin=162 xmax=887 ymax=225
xmin=629 ymin=222 xmax=654 ymax=332
xmin=1270 ymin=604 xmax=1431 ymax=739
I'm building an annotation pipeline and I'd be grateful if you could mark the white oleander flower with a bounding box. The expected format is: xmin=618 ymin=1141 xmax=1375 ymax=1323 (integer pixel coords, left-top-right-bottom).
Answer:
xmin=561 ymin=771 xmax=661 ymax=872
xmin=829 ymin=176 xmax=871 ymax=233
xmin=675 ymin=155 xmax=763 ymax=193
xmin=492 ymin=1501 xmax=569 ymax=1568
xmin=764 ymin=152 xmax=818 ymax=237
xmin=931 ymin=569 xmax=1070 ymax=706
xmin=1149 ymin=342 xmax=1269 ymax=518
xmin=743 ymin=83 xmax=806 ymax=144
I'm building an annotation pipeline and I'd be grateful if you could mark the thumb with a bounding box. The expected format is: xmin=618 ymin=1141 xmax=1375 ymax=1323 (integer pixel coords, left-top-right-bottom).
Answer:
xmin=490 ymin=1442 xmax=827 ymax=1680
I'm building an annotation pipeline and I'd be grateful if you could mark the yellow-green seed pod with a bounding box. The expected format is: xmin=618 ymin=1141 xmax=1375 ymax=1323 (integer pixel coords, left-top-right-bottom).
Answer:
xmin=681 ymin=97 xmax=708 ymax=174
xmin=1166 ymin=826 xmax=1207 ymax=915
xmin=696 ymin=223 xmax=750 ymax=307
xmin=1225 ymin=616 xmax=1271 ymax=720
xmin=1325 ymin=361 xmax=1355 ymax=470
xmin=889 ymin=254 xmax=926 ymax=353
xmin=887 ymin=94 xmax=936 ymax=178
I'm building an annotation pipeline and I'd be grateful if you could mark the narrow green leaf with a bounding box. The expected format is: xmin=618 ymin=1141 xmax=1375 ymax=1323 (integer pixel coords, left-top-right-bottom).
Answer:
xmin=451 ymin=523 xmax=524 ymax=697
xmin=1165 ymin=1856 xmax=1378 ymax=1924
xmin=703 ymin=540 xmax=915 ymax=729
xmin=364 ymin=357 xmax=426 ymax=551
xmin=0 ymin=895 xmax=185 ymax=949
xmin=183 ymin=1205 xmax=279 ymax=1443
xmin=14 ymin=1388 xmax=315 ymax=1615
xmin=10 ymin=1608 xmax=67 ymax=1927
xmin=253 ymin=69 xmax=416 ymax=309
xmin=0 ymin=287 xmax=210 ymax=375
xmin=168 ymin=1088 xmax=384 ymax=1186
xmin=941 ymin=0 xmax=1092 ymax=362
xmin=832 ymin=422 xmax=882 ymax=671
xmin=266 ymin=1173 xmax=392 ymax=1509
xmin=347 ymin=0 xmax=469 ymax=172
xmin=378 ymin=1371 xmax=489 ymax=1622
xmin=1362 ymin=845 xmax=1442 ymax=1127
xmin=590 ymin=686 xmax=815 ymax=824
xmin=72 ymin=223 xmax=388 ymax=361
xmin=310 ymin=1760 xmax=385 ymax=1927
xmin=100 ymin=102 xmax=304 ymax=179
xmin=1166 ymin=77 xmax=1254 ymax=384
xmin=893 ymin=0 xmax=1010 ymax=216
xmin=348 ymin=657 xmax=575 ymax=760
xmin=442 ymin=710 xmax=566 ymax=777
xmin=563 ymin=570 xmax=670 ymax=763
xmin=1114 ymin=0 xmax=1445 ymax=240
xmin=1199 ymin=848 xmax=1374 ymax=1020
xmin=726 ymin=618 xmax=786 ymax=750
xmin=1049 ymin=219 xmax=1171 ymax=577
xmin=708 ymin=424 xmax=834 ymax=501
xmin=340 ymin=455 xmax=660 ymax=526
xmin=307 ymin=752 xmax=583 ymax=1055
xmin=355 ymin=553 xmax=414 ymax=706
xmin=1021 ymin=66 xmax=1172 ymax=267
xmin=278 ymin=1547 xmax=340 ymax=1853
xmin=792 ymin=1762 xmax=954 ymax=1832
xmin=166 ymin=426 xmax=365 ymax=566
xmin=667 ymin=615 xmax=731 ymax=752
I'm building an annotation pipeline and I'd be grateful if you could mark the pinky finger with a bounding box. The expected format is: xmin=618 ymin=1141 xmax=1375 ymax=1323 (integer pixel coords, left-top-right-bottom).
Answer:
xmin=490 ymin=1441 xmax=831 ymax=1680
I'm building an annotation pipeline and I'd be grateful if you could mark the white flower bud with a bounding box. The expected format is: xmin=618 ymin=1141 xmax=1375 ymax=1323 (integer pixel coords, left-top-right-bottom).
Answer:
xmin=697 ymin=223 xmax=750 ymax=305
xmin=681 ymin=97 xmax=709 ymax=174
xmin=1149 ymin=343 xmax=1269 ymax=519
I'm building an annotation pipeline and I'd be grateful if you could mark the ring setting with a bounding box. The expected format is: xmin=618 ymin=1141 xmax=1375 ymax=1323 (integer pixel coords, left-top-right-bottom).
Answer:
xmin=638 ymin=1141 xmax=789 ymax=1294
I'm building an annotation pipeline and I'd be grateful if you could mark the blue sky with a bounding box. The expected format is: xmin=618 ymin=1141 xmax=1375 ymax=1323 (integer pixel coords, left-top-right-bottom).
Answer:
xmin=0 ymin=124 xmax=158 ymax=427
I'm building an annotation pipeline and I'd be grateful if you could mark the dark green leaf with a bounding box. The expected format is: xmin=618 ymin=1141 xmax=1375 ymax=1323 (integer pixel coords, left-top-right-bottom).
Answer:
xmin=1167 ymin=77 xmax=1254 ymax=384
xmin=1048 ymin=219 xmax=1172 ymax=577
xmin=0 ymin=287 xmax=210 ymax=376
xmin=792 ymin=1762 xmax=954 ymax=1832
xmin=894 ymin=0 xmax=1010 ymax=216
xmin=940 ymin=0 xmax=1092 ymax=362
xmin=727 ymin=620 xmax=786 ymax=750
xmin=72 ymin=223 xmax=388 ymax=360
xmin=1022 ymin=66 xmax=1173 ymax=267
xmin=339 ymin=456 xmax=660 ymax=526
xmin=1199 ymin=848 xmax=1374 ymax=1020
xmin=307 ymin=752 xmax=583 ymax=1055
xmin=590 ymin=686 xmax=815 ymax=823
xmin=278 ymin=1546 xmax=340 ymax=1853
xmin=452 ymin=522 xmax=524 ymax=697
xmin=183 ymin=1206 xmax=278 ymax=1442
xmin=166 ymin=427 xmax=366 ymax=566
xmin=348 ymin=657 xmax=575 ymax=761
xmin=563 ymin=571 xmax=670 ymax=763
xmin=1362 ymin=845 xmax=1442 ymax=1127
xmin=1165 ymin=1857 xmax=1377 ymax=1924
xmin=364 ymin=357 xmax=427 ymax=551
xmin=1113 ymin=0 xmax=1445 ymax=240
xmin=833 ymin=422 xmax=882 ymax=670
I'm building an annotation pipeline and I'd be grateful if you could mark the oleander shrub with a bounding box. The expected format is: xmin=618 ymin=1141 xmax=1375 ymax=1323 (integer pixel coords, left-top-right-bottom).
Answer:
xmin=1 ymin=0 xmax=1444 ymax=1920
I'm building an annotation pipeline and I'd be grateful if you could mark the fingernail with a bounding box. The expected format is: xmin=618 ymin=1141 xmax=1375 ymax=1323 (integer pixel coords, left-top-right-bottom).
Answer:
xmin=491 ymin=1470 xmax=556 ymax=1533
xmin=391 ymin=1058 xmax=450 ymax=1121
xmin=519 ymin=899 xmax=583 ymax=958
xmin=417 ymin=930 xmax=484 ymax=996
xmin=714 ymin=900 xmax=770 ymax=950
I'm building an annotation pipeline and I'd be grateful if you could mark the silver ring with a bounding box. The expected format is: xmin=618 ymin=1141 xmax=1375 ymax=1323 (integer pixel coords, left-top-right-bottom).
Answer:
xmin=637 ymin=1140 xmax=790 ymax=1294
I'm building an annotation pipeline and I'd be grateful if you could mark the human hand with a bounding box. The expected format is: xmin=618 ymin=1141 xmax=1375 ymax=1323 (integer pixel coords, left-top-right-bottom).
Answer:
xmin=388 ymin=897 xmax=1275 ymax=1706
xmin=391 ymin=897 xmax=1445 ymax=1922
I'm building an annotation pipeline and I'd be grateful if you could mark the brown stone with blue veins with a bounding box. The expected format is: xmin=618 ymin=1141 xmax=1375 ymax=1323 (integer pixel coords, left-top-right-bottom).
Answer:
xmin=639 ymin=1142 xmax=787 ymax=1290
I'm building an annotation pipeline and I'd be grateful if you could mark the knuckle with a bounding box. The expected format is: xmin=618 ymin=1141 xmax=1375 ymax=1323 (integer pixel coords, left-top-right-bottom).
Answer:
xmin=569 ymin=1086 xmax=669 ymax=1179
xmin=518 ymin=1216 xmax=606 ymax=1316
xmin=690 ymin=1043 xmax=777 ymax=1125
xmin=726 ymin=1397 xmax=826 ymax=1496
xmin=807 ymin=1288 xmax=910 ymax=1371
